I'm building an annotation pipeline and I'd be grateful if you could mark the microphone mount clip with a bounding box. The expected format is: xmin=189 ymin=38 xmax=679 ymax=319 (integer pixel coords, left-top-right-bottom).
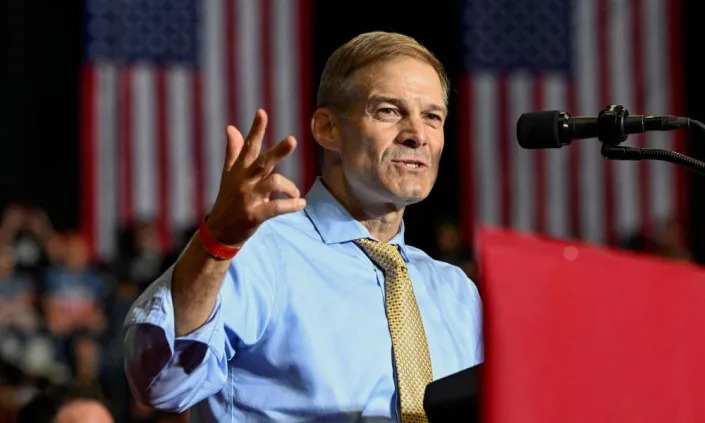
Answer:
xmin=597 ymin=104 xmax=631 ymax=145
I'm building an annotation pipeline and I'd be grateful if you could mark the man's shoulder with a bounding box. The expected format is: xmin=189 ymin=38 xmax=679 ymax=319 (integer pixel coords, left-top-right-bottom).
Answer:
xmin=251 ymin=209 xmax=318 ymax=243
xmin=405 ymin=245 xmax=467 ymax=278
xmin=406 ymin=245 xmax=480 ymax=303
xmin=230 ymin=210 xmax=318 ymax=269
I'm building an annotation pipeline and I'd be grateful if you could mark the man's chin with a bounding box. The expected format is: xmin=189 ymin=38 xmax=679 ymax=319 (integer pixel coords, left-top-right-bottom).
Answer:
xmin=390 ymin=186 xmax=431 ymax=206
xmin=388 ymin=174 xmax=436 ymax=201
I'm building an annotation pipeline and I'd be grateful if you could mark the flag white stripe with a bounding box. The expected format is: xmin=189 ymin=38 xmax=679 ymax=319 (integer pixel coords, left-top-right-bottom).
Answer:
xmin=544 ymin=74 xmax=569 ymax=238
xmin=203 ymin=0 xmax=226 ymax=208
xmin=132 ymin=64 xmax=158 ymax=221
xmin=610 ymin=0 xmax=641 ymax=237
xmin=575 ymin=0 xmax=604 ymax=244
xmin=96 ymin=64 xmax=118 ymax=258
xmin=168 ymin=66 xmax=195 ymax=229
xmin=237 ymin=0 xmax=263 ymax=129
xmin=272 ymin=0 xmax=302 ymax=187
xmin=508 ymin=72 xmax=534 ymax=232
xmin=474 ymin=73 xmax=500 ymax=225
xmin=645 ymin=0 xmax=674 ymax=222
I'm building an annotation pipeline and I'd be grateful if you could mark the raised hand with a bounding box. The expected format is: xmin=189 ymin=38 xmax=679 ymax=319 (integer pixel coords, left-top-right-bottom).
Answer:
xmin=205 ymin=109 xmax=306 ymax=247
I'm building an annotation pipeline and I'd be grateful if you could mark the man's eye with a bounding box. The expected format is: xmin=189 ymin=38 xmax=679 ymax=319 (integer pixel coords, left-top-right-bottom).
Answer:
xmin=426 ymin=113 xmax=443 ymax=122
xmin=377 ymin=108 xmax=399 ymax=118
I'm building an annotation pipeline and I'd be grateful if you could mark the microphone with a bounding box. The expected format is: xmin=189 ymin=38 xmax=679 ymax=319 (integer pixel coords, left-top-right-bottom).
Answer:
xmin=516 ymin=104 xmax=689 ymax=149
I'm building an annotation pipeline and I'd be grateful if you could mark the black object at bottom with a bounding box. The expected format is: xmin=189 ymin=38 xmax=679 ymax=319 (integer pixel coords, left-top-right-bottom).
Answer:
xmin=424 ymin=364 xmax=481 ymax=423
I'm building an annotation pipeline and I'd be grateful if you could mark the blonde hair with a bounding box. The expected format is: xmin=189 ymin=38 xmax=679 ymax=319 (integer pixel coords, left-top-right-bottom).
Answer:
xmin=316 ymin=31 xmax=449 ymax=110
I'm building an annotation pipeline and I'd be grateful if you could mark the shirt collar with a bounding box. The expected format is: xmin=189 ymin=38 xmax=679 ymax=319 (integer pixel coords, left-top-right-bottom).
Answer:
xmin=304 ymin=177 xmax=410 ymax=261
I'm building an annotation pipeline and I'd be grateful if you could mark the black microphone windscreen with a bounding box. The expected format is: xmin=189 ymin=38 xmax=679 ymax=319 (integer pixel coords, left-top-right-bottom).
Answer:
xmin=516 ymin=111 xmax=562 ymax=149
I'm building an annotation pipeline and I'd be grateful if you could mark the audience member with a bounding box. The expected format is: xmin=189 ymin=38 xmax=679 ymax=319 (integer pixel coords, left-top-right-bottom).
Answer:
xmin=0 ymin=245 xmax=39 ymax=332
xmin=17 ymin=384 xmax=113 ymax=423
xmin=42 ymin=232 xmax=107 ymax=335
xmin=433 ymin=218 xmax=477 ymax=280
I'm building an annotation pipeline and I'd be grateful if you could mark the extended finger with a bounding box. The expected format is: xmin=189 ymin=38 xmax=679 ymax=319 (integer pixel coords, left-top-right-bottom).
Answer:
xmin=255 ymin=173 xmax=301 ymax=199
xmin=253 ymin=198 xmax=307 ymax=221
xmin=223 ymin=125 xmax=244 ymax=172
xmin=239 ymin=109 xmax=268 ymax=167
xmin=246 ymin=136 xmax=297 ymax=179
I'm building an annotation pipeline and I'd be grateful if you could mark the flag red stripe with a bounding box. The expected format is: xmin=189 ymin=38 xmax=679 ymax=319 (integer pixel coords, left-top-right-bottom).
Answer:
xmin=459 ymin=76 xmax=476 ymax=247
xmin=192 ymin=71 xmax=205 ymax=221
xmin=597 ymin=0 xmax=616 ymax=245
xmin=298 ymin=0 xmax=316 ymax=189
xmin=567 ymin=76 xmax=580 ymax=238
xmin=498 ymin=75 xmax=511 ymax=227
xmin=632 ymin=0 xmax=651 ymax=238
xmin=119 ymin=66 xmax=134 ymax=226
xmin=667 ymin=0 xmax=688 ymax=230
xmin=225 ymin=0 xmax=238 ymax=126
xmin=156 ymin=69 xmax=171 ymax=252
xmin=80 ymin=64 xmax=97 ymax=258
xmin=261 ymin=0 xmax=274 ymax=148
xmin=532 ymin=76 xmax=546 ymax=233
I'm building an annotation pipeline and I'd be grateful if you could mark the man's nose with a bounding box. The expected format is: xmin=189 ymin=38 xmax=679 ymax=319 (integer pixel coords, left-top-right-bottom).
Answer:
xmin=399 ymin=115 xmax=428 ymax=148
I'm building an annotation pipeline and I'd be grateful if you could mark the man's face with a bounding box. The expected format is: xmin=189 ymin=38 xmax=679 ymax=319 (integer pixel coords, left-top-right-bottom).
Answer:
xmin=336 ymin=56 xmax=446 ymax=209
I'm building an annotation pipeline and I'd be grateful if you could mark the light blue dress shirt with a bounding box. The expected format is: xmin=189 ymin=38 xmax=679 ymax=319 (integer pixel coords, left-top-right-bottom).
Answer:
xmin=124 ymin=178 xmax=483 ymax=422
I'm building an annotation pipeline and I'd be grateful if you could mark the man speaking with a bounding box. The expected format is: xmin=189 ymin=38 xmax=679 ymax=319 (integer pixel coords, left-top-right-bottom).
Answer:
xmin=124 ymin=31 xmax=483 ymax=422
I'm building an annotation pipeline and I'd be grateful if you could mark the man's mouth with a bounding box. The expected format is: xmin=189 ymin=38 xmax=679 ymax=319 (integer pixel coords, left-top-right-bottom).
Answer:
xmin=392 ymin=159 xmax=427 ymax=169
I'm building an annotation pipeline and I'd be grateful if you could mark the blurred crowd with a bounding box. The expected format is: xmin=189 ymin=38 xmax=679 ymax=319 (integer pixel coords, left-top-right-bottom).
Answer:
xmin=0 ymin=204 xmax=695 ymax=422
xmin=0 ymin=204 xmax=188 ymax=423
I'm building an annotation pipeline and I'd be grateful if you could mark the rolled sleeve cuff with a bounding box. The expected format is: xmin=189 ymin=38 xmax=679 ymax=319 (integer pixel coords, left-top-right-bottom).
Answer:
xmin=124 ymin=266 xmax=229 ymax=385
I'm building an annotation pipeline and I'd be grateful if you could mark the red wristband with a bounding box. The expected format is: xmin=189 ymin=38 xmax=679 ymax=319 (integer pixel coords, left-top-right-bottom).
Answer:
xmin=197 ymin=219 xmax=240 ymax=260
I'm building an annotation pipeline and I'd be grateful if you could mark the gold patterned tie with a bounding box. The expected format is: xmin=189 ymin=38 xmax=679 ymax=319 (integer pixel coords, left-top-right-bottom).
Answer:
xmin=355 ymin=238 xmax=433 ymax=423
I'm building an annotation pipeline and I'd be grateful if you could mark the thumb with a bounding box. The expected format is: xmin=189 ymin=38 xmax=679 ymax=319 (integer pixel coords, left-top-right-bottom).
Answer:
xmin=224 ymin=125 xmax=244 ymax=172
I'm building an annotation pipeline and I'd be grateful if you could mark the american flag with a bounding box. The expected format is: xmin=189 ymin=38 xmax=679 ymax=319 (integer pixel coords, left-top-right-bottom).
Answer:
xmin=458 ymin=0 xmax=687 ymax=246
xmin=80 ymin=0 xmax=315 ymax=259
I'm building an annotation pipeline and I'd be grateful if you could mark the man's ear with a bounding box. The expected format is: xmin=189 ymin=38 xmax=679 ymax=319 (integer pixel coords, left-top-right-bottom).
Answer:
xmin=311 ymin=108 xmax=342 ymax=153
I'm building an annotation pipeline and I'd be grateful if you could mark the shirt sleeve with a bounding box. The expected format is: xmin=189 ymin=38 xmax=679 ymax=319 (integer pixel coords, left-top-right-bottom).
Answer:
xmin=123 ymin=227 xmax=279 ymax=412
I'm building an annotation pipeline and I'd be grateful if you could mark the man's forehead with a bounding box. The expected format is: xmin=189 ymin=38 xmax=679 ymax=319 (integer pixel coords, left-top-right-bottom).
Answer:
xmin=351 ymin=58 xmax=444 ymax=102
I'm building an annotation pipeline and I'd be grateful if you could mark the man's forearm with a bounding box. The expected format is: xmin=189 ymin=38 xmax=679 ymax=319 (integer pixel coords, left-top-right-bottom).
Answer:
xmin=170 ymin=111 xmax=304 ymax=337
xmin=171 ymin=234 xmax=232 ymax=337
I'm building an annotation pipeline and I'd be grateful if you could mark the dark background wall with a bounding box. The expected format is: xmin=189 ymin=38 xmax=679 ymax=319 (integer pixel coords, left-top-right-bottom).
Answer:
xmin=683 ymin=0 xmax=705 ymax=263
xmin=2 ymin=1 xmax=82 ymax=228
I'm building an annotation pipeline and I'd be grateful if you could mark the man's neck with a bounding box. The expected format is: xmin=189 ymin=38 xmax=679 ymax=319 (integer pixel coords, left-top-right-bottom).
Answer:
xmin=321 ymin=172 xmax=404 ymax=243
xmin=358 ymin=212 xmax=404 ymax=243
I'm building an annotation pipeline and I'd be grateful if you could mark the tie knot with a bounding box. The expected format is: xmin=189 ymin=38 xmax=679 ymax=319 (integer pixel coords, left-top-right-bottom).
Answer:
xmin=355 ymin=238 xmax=406 ymax=273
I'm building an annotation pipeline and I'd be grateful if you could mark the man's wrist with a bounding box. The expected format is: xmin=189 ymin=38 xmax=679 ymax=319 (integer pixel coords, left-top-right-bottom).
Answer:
xmin=197 ymin=219 xmax=241 ymax=260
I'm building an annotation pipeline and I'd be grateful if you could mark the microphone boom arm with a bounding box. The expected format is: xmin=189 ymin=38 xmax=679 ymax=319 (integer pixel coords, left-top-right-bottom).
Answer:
xmin=602 ymin=145 xmax=705 ymax=176
xmin=599 ymin=106 xmax=705 ymax=176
